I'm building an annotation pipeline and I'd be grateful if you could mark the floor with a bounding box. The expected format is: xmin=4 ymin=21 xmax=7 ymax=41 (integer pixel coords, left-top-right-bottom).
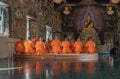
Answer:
xmin=0 ymin=56 xmax=120 ymax=79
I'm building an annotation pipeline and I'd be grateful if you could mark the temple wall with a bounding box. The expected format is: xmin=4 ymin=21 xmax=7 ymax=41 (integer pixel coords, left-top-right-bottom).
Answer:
xmin=0 ymin=37 xmax=18 ymax=58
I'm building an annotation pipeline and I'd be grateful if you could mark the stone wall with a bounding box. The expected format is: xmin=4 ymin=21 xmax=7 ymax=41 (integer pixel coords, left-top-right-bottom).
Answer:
xmin=0 ymin=37 xmax=18 ymax=58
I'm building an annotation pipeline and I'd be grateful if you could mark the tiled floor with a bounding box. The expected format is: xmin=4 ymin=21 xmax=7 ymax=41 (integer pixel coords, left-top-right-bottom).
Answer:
xmin=0 ymin=56 xmax=120 ymax=79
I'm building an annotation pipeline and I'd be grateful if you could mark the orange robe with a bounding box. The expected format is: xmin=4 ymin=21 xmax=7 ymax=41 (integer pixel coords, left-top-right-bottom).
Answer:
xmin=35 ymin=41 xmax=47 ymax=54
xmin=74 ymin=41 xmax=83 ymax=54
xmin=86 ymin=40 xmax=96 ymax=54
xmin=24 ymin=40 xmax=35 ymax=54
xmin=61 ymin=40 xmax=72 ymax=54
xmin=51 ymin=39 xmax=61 ymax=54
xmin=15 ymin=41 xmax=24 ymax=53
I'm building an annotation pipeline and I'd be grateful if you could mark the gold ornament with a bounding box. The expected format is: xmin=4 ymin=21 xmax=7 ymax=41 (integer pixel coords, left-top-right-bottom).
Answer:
xmin=53 ymin=0 xmax=62 ymax=4
xmin=107 ymin=6 xmax=114 ymax=15
xmin=63 ymin=7 xmax=70 ymax=15
xmin=111 ymin=0 xmax=120 ymax=4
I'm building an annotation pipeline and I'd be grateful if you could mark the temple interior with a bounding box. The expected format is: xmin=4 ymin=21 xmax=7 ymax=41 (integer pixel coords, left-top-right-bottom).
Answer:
xmin=0 ymin=0 xmax=120 ymax=79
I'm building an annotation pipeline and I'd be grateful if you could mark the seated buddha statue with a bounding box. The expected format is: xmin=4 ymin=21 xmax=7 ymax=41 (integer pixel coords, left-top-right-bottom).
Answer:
xmin=80 ymin=13 xmax=100 ymax=45
xmin=83 ymin=14 xmax=95 ymax=30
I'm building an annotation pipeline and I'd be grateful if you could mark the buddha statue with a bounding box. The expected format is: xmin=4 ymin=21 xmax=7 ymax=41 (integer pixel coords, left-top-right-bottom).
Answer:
xmin=83 ymin=13 xmax=94 ymax=30
xmin=80 ymin=13 xmax=100 ymax=44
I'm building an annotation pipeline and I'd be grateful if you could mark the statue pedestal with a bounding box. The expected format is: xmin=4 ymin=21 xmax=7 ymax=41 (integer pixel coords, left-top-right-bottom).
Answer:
xmin=80 ymin=28 xmax=100 ymax=44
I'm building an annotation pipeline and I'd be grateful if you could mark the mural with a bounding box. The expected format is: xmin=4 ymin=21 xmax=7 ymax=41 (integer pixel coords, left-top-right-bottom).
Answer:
xmin=10 ymin=7 xmax=26 ymax=39
xmin=0 ymin=2 xmax=9 ymax=37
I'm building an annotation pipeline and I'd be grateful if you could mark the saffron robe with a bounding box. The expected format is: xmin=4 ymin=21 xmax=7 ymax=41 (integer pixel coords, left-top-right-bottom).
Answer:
xmin=86 ymin=40 xmax=96 ymax=54
xmin=24 ymin=40 xmax=35 ymax=54
xmin=15 ymin=41 xmax=24 ymax=53
xmin=51 ymin=39 xmax=61 ymax=54
xmin=35 ymin=41 xmax=47 ymax=54
xmin=61 ymin=40 xmax=72 ymax=54
xmin=74 ymin=41 xmax=83 ymax=54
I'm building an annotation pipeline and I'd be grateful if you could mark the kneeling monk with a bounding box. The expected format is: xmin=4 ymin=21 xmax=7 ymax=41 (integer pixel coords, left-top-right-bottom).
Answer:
xmin=51 ymin=36 xmax=61 ymax=54
xmin=86 ymin=37 xmax=96 ymax=54
xmin=24 ymin=37 xmax=35 ymax=54
xmin=61 ymin=38 xmax=72 ymax=54
xmin=35 ymin=38 xmax=48 ymax=54
xmin=15 ymin=38 xmax=24 ymax=53
xmin=74 ymin=38 xmax=83 ymax=54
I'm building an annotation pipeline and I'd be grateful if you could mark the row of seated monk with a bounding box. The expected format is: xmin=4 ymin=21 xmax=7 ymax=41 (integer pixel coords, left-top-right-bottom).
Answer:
xmin=15 ymin=36 xmax=96 ymax=54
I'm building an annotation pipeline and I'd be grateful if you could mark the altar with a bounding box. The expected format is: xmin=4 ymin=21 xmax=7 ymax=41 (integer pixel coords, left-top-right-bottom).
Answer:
xmin=80 ymin=13 xmax=100 ymax=45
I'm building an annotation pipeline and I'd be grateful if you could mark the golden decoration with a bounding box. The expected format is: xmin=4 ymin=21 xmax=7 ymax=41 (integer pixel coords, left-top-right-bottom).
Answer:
xmin=63 ymin=7 xmax=70 ymax=15
xmin=53 ymin=0 xmax=62 ymax=4
xmin=111 ymin=0 xmax=120 ymax=4
xmin=107 ymin=6 xmax=114 ymax=15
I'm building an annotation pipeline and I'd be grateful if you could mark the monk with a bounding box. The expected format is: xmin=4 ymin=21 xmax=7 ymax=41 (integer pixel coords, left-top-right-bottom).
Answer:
xmin=15 ymin=38 xmax=24 ymax=53
xmin=51 ymin=36 xmax=61 ymax=54
xmin=61 ymin=38 xmax=72 ymax=54
xmin=85 ymin=37 xmax=96 ymax=54
xmin=74 ymin=38 xmax=83 ymax=54
xmin=35 ymin=38 xmax=48 ymax=54
xmin=24 ymin=37 xmax=35 ymax=54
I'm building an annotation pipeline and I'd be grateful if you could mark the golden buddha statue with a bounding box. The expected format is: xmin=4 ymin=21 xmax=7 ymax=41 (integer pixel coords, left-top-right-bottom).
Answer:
xmin=80 ymin=13 xmax=100 ymax=45
xmin=83 ymin=13 xmax=94 ymax=30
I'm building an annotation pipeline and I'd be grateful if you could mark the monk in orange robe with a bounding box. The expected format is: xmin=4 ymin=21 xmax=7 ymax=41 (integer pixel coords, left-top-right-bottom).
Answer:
xmin=35 ymin=38 xmax=48 ymax=54
xmin=24 ymin=37 xmax=35 ymax=54
xmin=15 ymin=38 xmax=24 ymax=53
xmin=61 ymin=38 xmax=72 ymax=54
xmin=51 ymin=36 xmax=61 ymax=54
xmin=74 ymin=38 xmax=83 ymax=54
xmin=85 ymin=38 xmax=96 ymax=54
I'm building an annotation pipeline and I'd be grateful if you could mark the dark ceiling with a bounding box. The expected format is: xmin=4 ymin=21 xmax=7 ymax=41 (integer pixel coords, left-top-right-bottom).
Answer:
xmin=66 ymin=0 xmax=110 ymax=3
xmin=59 ymin=0 xmax=120 ymax=7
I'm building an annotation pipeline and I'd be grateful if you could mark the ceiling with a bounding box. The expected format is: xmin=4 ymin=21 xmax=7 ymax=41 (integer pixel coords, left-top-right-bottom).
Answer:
xmin=59 ymin=0 xmax=120 ymax=6
xmin=66 ymin=0 xmax=110 ymax=3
